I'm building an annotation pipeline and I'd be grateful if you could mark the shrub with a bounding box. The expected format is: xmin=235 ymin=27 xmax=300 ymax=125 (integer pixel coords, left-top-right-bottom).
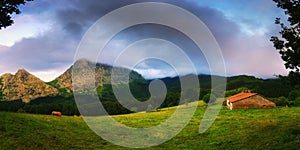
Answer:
xmin=288 ymin=89 xmax=300 ymax=101
xmin=272 ymin=96 xmax=289 ymax=107
xmin=294 ymin=97 xmax=300 ymax=107
xmin=203 ymin=93 xmax=216 ymax=104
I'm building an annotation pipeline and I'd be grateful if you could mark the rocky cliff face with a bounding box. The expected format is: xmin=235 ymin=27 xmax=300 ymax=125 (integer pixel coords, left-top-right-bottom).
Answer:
xmin=0 ymin=69 xmax=58 ymax=102
xmin=53 ymin=59 xmax=145 ymax=93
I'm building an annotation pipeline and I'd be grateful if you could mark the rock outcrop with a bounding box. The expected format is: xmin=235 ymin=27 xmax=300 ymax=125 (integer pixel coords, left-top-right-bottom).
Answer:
xmin=51 ymin=59 xmax=145 ymax=93
xmin=0 ymin=69 xmax=58 ymax=102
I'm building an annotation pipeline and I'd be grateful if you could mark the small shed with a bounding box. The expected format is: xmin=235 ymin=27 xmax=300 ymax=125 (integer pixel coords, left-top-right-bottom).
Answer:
xmin=226 ymin=90 xmax=276 ymax=110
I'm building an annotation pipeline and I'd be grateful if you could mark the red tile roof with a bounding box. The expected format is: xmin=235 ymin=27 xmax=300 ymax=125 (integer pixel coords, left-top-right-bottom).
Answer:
xmin=227 ymin=92 xmax=257 ymax=103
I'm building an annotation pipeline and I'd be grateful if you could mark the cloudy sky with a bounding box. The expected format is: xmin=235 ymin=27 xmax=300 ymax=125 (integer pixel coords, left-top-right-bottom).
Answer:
xmin=0 ymin=0 xmax=289 ymax=81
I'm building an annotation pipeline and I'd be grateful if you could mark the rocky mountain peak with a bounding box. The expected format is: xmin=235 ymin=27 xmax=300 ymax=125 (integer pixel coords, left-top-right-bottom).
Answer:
xmin=0 ymin=70 xmax=58 ymax=102
xmin=16 ymin=68 xmax=30 ymax=74
xmin=75 ymin=58 xmax=90 ymax=67
xmin=15 ymin=69 xmax=31 ymax=81
xmin=51 ymin=59 xmax=145 ymax=93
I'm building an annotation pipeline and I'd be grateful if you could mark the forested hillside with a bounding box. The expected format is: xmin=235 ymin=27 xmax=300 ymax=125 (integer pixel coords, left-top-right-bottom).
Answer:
xmin=1 ymin=73 xmax=299 ymax=116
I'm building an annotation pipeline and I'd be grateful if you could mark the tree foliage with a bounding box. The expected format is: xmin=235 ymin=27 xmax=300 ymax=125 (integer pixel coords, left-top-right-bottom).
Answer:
xmin=270 ymin=0 xmax=300 ymax=73
xmin=272 ymin=96 xmax=289 ymax=106
xmin=202 ymin=93 xmax=216 ymax=104
xmin=0 ymin=0 xmax=33 ymax=29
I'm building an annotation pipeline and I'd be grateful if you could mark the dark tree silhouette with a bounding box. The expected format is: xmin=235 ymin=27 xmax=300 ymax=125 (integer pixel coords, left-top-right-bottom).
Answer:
xmin=271 ymin=0 xmax=300 ymax=72
xmin=0 ymin=0 xmax=33 ymax=29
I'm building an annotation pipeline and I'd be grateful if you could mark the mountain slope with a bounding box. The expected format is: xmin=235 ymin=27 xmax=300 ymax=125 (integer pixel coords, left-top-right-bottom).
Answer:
xmin=0 ymin=69 xmax=58 ymax=102
xmin=50 ymin=59 xmax=145 ymax=93
xmin=0 ymin=59 xmax=145 ymax=102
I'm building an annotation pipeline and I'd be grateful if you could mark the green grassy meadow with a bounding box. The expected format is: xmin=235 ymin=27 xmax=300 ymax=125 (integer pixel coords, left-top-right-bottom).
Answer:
xmin=1 ymin=101 xmax=299 ymax=149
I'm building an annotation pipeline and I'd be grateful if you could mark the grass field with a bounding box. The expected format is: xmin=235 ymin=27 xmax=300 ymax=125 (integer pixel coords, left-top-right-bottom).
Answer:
xmin=0 ymin=101 xmax=300 ymax=149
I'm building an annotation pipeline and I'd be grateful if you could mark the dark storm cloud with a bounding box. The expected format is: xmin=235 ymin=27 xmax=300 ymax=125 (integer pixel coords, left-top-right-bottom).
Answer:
xmin=13 ymin=0 xmax=238 ymax=72
xmin=55 ymin=0 xmax=139 ymax=38
xmin=54 ymin=0 xmax=240 ymax=75
xmin=99 ymin=24 xmax=210 ymax=74
xmin=51 ymin=0 xmax=240 ymax=44
xmin=0 ymin=0 xmax=249 ymax=75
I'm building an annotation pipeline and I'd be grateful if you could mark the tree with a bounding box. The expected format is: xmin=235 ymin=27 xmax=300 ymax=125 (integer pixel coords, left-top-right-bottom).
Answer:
xmin=0 ymin=0 xmax=33 ymax=29
xmin=270 ymin=0 xmax=300 ymax=72
xmin=271 ymin=0 xmax=300 ymax=85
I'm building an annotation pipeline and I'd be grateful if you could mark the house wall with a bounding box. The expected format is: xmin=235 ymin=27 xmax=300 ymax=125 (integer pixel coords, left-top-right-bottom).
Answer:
xmin=232 ymin=95 xmax=276 ymax=109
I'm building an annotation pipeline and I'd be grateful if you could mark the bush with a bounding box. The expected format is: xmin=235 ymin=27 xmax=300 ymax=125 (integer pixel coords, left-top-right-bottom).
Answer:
xmin=288 ymin=89 xmax=300 ymax=101
xmin=287 ymin=89 xmax=300 ymax=107
xmin=294 ymin=97 xmax=300 ymax=107
xmin=203 ymin=93 xmax=216 ymax=104
xmin=272 ymin=96 xmax=289 ymax=106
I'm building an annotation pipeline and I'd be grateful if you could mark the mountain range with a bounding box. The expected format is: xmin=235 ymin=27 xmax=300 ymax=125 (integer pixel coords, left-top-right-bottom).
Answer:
xmin=0 ymin=59 xmax=144 ymax=102
xmin=0 ymin=59 xmax=295 ymax=116
xmin=0 ymin=59 xmax=292 ymax=104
